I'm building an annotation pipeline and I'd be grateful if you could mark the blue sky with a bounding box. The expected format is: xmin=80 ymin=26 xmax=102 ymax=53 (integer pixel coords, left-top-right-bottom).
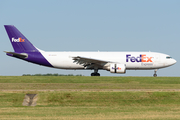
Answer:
xmin=0 ymin=0 xmax=179 ymax=76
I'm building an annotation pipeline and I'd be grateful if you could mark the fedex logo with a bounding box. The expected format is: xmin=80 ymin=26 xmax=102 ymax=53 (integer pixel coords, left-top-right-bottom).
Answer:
xmin=12 ymin=38 xmax=25 ymax=42
xmin=126 ymin=54 xmax=153 ymax=62
xmin=112 ymin=67 xmax=121 ymax=70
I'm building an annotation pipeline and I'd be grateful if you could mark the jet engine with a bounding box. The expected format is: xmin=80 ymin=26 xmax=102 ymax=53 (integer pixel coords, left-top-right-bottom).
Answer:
xmin=104 ymin=63 xmax=126 ymax=73
xmin=110 ymin=64 xmax=126 ymax=73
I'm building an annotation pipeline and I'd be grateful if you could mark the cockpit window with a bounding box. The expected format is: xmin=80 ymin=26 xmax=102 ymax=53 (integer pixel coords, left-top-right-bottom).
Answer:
xmin=166 ymin=56 xmax=172 ymax=59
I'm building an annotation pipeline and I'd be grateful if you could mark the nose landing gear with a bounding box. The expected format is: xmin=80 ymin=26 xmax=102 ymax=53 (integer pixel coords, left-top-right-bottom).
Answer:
xmin=153 ymin=69 xmax=158 ymax=77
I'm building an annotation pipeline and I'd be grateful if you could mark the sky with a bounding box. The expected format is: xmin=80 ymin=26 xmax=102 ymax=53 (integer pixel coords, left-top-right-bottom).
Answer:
xmin=0 ymin=0 xmax=179 ymax=76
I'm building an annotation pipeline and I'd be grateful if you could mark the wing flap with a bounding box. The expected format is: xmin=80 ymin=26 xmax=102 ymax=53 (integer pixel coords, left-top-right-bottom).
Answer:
xmin=72 ymin=56 xmax=109 ymax=68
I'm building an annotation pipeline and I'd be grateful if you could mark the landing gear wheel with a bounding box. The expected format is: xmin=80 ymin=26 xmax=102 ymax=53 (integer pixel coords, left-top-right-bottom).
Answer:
xmin=153 ymin=74 xmax=157 ymax=77
xmin=91 ymin=67 xmax=100 ymax=76
xmin=153 ymin=69 xmax=158 ymax=77
xmin=91 ymin=73 xmax=95 ymax=76
xmin=96 ymin=73 xmax=100 ymax=76
xmin=91 ymin=73 xmax=100 ymax=76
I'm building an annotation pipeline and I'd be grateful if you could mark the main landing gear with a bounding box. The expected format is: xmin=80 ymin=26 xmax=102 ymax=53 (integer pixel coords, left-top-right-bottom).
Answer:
xmin=153 ymin=69 xmax=158 ymax=77
xmin=91 ymin=73 xmax=100 ymax=76
xmin=91 ymin=68 xmax=100 ymax=76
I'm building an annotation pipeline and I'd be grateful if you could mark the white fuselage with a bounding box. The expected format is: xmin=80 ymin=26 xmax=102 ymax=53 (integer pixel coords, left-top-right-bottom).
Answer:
xmin=40 ymin=51 xmax=176 ymax=70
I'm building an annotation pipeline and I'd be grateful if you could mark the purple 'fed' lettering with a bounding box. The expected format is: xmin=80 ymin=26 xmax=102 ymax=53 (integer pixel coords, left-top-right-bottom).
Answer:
xmin=126 ymin=54 xmax=152 ymax=62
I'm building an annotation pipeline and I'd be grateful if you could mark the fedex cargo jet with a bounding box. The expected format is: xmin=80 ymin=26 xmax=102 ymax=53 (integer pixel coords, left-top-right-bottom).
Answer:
xmin=4 ymin=25 xmax=177 ymax=77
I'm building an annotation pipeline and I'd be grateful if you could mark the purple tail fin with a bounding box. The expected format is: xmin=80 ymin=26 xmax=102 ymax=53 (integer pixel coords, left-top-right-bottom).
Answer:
xmin=4 ymin=25 xmax=38 ymax=52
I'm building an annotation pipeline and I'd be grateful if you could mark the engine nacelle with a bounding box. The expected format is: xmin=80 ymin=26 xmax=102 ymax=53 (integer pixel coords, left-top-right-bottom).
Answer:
xmin=110 ymin=64 xmax=126 ymax=73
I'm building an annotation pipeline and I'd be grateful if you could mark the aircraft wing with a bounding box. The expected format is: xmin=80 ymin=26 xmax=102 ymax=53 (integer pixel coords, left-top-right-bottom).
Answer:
xmin=72 ymin=56 xmax=110 ymax=69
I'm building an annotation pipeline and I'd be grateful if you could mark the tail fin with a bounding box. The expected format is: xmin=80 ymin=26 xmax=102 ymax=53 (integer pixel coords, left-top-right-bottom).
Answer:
xmin=4 ymin=25 xmax=38 ymax=52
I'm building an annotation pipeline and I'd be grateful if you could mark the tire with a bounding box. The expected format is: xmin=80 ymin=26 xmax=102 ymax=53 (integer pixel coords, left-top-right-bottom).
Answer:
xmin=91 ymin=73 xmax=100 ymax=76
xmin=91 ymin=73 xmax=95 ymax=76
xmin=153 ymin=74 xmax=157 ymax=77
xmin=96 ymin=73 xmax=100 ymax=76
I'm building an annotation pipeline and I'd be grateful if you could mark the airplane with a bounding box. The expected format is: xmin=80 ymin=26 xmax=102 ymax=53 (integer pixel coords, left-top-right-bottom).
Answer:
xmin=4 ymin=25 xmax=177 ymax=77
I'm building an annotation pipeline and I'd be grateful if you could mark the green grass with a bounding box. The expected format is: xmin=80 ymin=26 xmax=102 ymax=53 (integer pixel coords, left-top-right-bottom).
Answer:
xmin=0 ymin=76 xmax=179 ymax=84
xmin=0 ymin=76 xmax=180 ymax=119
xmin=0 ymin=76 xmax=180 ymax=90
xmin=1 ymin=91 xmax=180 ymax=107
xmin=1 ymin=91 xmax=180 ymax=119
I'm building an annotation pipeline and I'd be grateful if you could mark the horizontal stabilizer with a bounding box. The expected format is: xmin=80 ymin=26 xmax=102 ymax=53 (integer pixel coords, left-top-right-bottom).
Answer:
xmin=4 ymin=51 xmax=28 ymax=59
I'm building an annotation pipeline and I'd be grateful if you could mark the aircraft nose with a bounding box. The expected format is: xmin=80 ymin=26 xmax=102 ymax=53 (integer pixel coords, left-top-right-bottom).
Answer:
xmin=172 ymin=59 xmax=177 ymax=65
xmin=166 ymin=58 xmax=177 ymax=67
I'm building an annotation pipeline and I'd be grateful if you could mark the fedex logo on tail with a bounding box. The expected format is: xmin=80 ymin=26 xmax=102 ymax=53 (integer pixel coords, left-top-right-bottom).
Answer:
xmin=126 ymin=54 xmax=153 ymax=62
xmin=12 ymin=38 xmax=25 ymax=42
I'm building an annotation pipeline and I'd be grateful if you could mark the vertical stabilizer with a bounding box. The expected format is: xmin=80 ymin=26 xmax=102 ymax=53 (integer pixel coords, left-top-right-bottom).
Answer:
xmin=4 ymin=25 xmax=38 ymax=52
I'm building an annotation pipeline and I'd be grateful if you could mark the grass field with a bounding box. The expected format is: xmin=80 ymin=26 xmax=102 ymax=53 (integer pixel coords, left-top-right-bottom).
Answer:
xmin=0 ymin=76 xmax=180 ymax=119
